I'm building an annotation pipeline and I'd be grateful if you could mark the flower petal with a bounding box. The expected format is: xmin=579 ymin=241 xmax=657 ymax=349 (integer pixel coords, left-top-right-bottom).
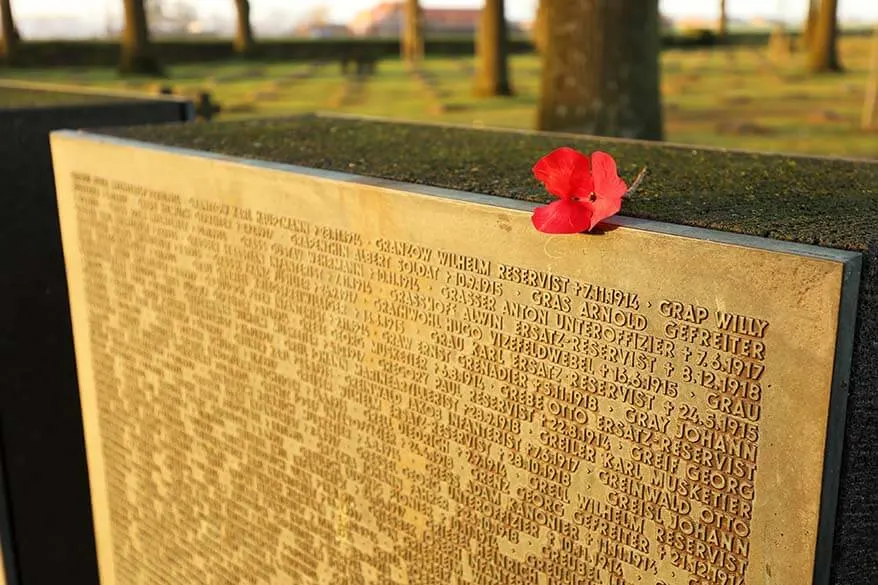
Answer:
xmin=589 ymin=151 xmax=628 ymax=229
xmin=588 ymin=194 xmax=623 ymax=230
xmin=591 ymin=151 xmax=628 ymax=201
xmin=531 ymin=199 xmax=594 ymax=234
xmin=532 ymin=147 xmax=595 ymax=199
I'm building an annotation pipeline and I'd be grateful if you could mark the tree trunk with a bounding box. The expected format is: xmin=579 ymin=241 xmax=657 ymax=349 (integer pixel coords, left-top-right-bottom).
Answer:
xmin=402 ymin=0 xmax=424 ymax=66
xmin=536 ymin=0 xmax=663 ymax=140
xmin=233 ymin=0 xmax=256 ymax=57
xmin=532 ymin=0 xmax=547 ymax=54
xmin=862 ymin=27 xmax=878 ymax=130
xmin=474 ymin=0 xmax=513 ymax=97
xmin=807 ymin=0 xmax=842 ymax=73
xmin=804 ymin=0 xmax=819 ymax=48
xmin=718 ymin=0 xmax=728 ymax=41
xmin=0 ymin=0 xmax=18 ymax=63
xmin=119 ymin=0 xmax=163 ymax=76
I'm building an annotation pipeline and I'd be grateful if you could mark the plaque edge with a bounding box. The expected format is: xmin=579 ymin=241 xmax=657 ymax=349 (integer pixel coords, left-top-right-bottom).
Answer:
xmin=48 ymin=133 xmax=119 ymax=585
xmin=811 ymin=254 xmax=862 ymax=585
xmin=0 ymin=422 xmax=20 ymax=585
xmin=0 ymin=78 xmax=192 ymax=109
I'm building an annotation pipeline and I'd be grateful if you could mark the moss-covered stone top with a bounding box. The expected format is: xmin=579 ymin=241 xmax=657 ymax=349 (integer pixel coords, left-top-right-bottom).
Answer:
xmin=104 ymin=115 xmax=878 ymax=252
xmin=0 ymin=87 xmax=135 ymax=108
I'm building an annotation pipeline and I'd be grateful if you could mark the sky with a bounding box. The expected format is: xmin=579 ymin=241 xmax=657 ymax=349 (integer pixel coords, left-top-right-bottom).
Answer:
xmin=12 ymin=0 xmax=878 ymax=24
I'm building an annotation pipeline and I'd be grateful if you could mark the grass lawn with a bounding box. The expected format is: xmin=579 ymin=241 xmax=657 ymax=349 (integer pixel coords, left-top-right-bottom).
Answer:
xmin=2 ymin=36 xmax=876 ymax=159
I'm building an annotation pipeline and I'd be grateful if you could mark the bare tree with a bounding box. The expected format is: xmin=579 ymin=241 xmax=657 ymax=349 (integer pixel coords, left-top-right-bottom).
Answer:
xmin=804 ymin=0 xmax=819 ymax=48
xmin=474 ymin=0 xmax=513 ymax=96
xmin=807 ymin=0 xmax=842 ymax=73
xmin=719 ymin=0 xmax=728 ymax=41
xmin=120 ymin=0 xmax=163 ymax=75
xmin=402 ymin=0 xmax=424 ymax=66
xmin=0 ymin=0 xmax=18 ymax=63
xmin=233 ymin=0 xmax=255 ymax=56
xmin=863 ymin=27 xmax=878 ymax=130
xmin=536 ymin=0 xmax=663 ymax=140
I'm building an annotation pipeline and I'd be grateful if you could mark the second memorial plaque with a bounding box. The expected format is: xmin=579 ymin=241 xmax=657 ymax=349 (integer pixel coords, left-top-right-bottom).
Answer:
xmin=51 ymin=132 xmax=859 ymax=585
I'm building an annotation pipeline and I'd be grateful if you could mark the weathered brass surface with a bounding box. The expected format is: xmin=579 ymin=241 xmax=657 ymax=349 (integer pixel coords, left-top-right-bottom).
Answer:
xmin=52 ymin=132 xmax=855 ymax=585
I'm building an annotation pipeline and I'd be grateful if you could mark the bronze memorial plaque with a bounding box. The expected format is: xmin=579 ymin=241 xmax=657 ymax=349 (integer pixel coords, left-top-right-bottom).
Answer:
xmin=51 ymin=132 xmax=859 ymax=585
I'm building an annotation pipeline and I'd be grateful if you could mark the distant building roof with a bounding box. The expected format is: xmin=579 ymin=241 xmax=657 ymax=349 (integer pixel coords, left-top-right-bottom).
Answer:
xmin=425 ymin=8 xmax=480 ymax=28
xmin=349 ymin=1 xmax=482 ymax=36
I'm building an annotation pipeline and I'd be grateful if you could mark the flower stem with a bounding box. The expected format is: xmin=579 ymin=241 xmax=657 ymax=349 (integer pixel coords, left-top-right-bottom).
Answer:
xmin=625 ymin=167 xmax=649 ymax=197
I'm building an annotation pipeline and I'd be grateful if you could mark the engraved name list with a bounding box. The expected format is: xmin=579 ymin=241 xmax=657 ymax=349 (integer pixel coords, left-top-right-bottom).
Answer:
xmin=69 ymin=170 xmax=771 ymax=585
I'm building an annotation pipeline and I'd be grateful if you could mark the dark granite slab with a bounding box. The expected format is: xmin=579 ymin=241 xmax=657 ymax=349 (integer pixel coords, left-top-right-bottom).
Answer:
xmin=0 ymin=87 xmax=134 ymax=108
xmin=0 ymin=81 xmax=194 ymax=585
xmin=103 ymin=114 xmax=878 ymax=585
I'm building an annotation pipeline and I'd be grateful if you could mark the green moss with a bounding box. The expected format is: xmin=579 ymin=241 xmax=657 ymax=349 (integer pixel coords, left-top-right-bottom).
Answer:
xmin=104 ymin=115 xmax=878 ymax=251
xmin=0 ymin=87 xmax=132 ymax=108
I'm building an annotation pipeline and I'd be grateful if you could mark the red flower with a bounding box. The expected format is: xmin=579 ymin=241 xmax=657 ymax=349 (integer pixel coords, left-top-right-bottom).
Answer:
xmin=531 ymin=147 xmax=628 ymax=234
